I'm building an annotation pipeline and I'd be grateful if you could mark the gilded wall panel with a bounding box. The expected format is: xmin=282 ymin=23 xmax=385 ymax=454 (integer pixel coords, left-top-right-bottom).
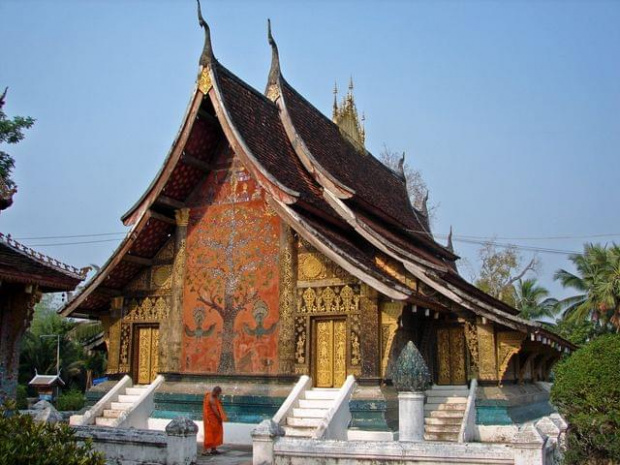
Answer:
xmin=118 ymin=322 xmax=132 ymax=373
xmin=104 ymin=316 xmax=121 ymax=375
xmin=297 ymin=241 xmax=355 ymax=286
xmin=477 ymin=322 xmax=497 ymax=381
xmin=497 ymin=331 xmax=526 ymax=383
xmin=278 ymin=225 xmax=296 ymax=374
xmin=380 ymin=302 xmax=403 ymax=378
xmin=360 ymin=284 xmax=379 ymax=377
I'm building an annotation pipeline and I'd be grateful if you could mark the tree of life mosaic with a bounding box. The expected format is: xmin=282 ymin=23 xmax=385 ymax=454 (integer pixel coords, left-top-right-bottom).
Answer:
xmin=182 ymin=154 xmax=280 ymax=374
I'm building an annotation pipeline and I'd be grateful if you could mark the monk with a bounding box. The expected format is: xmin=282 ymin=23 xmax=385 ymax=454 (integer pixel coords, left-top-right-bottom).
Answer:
xmin=202 ymin=386 xmax=227 ymax=455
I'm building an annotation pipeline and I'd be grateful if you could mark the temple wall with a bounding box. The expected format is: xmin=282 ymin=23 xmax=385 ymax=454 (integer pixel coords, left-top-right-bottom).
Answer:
xmin=181 ymin=151 xmax=281 ymax=375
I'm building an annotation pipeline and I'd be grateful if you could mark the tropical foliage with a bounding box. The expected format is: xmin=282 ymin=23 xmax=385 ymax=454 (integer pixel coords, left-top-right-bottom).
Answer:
xmin=551 ymin=334 xmax=620 ymax=464
xmin=19 ymin=295 xmax=106 ymax=393
xmin=0 ymin=87 xmax=35 ymax=190
xmin=513 ymin=278 xmax=559 ymax=322
xmin=0 ymin=406 xmax=104 ymax=465
xmin=554 ymin=243 xmax=620 ymax=331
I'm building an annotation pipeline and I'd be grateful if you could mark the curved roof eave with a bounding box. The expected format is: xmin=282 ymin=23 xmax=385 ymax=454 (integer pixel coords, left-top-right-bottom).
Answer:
xmin=207 ymin=65 xmax=300 ymax=205
xmin=121 ymin=82 xmax=205 ymax=226
xmin=268 ymin=197 xmax=411 ymax=301
xmin=59 ymin=211 xmax=151 ymax=317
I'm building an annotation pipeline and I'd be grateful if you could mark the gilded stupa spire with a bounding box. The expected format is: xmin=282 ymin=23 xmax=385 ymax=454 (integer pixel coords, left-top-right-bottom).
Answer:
xmin=332 ymin=77 xmax=366 ymax=151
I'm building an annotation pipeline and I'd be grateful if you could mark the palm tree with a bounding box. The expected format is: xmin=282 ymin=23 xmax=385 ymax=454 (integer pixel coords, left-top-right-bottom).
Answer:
xmin=554 ymin=243 xmax=620 ymax=331
xmin=514 ymin=278 xmax=559 ymax=322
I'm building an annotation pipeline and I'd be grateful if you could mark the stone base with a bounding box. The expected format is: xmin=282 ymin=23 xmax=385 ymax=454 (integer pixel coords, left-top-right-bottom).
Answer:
xmin=398 ymin=391 xmax=425 ymax=442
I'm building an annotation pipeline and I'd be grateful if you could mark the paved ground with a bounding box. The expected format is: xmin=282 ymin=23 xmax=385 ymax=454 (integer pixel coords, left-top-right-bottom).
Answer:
xmin=196 ymin=444 xmax=253 ymax=465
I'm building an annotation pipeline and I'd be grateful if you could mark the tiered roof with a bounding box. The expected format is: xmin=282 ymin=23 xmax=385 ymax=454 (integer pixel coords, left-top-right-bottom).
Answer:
xmin=60 ymin=7 xmax=574 ymax=352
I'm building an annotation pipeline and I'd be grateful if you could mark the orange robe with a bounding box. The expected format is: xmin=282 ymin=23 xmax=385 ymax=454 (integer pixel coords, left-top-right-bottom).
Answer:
xmin=203 ymin=393 xmax=227 ymax=449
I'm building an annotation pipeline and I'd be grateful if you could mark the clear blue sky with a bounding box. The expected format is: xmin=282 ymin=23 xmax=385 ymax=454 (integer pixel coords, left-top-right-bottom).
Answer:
xmin=1 ymin=1 xmax=619 ymax=299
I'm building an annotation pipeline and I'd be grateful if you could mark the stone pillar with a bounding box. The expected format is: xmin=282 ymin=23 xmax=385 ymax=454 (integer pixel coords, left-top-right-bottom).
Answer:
xmin=277 ymin=225 xmax=296 ymax=375
xmin=0 ymin=284 xmax=40 ymax=402
xmin=160 ymin=208 xmax=190 ymax=374
xmin=398 ymin=391 xmax=425 ymax=442
xmin=360 ymin=284 xmax=379 ymax=378
xmin=165 ymin=416 xmax=198 ymax=465
xmin=251 ymin=419 xmax=284 ymax=465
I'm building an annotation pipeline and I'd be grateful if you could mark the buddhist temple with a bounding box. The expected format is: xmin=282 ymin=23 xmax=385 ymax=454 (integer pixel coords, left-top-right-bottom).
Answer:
xmin=61 ymin=5 xmax=574 ymax=435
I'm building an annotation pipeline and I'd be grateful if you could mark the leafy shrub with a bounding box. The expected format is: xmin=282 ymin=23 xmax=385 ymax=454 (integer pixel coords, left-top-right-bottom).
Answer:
xmin=0 ymin=408 xmax=104 ymax=465
xmin=551 ymin=334 xmax=620 ymax=464
xmin=56 ymin=389 xmax=85 ymax=411
xmin=16 ymin=384 xmax=28 ymax=410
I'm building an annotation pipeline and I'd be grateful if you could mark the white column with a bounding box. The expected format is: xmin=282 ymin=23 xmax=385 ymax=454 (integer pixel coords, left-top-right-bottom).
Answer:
xmin=398 ymin=391 xmax=425 ymax=442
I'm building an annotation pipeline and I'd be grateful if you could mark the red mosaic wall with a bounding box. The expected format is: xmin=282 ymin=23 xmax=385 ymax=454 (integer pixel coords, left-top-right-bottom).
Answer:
xmin=182 ymin=150 xmax=280 ymax=374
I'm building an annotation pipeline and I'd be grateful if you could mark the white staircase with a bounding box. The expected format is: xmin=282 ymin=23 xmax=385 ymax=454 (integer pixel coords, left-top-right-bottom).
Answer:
xmin=423 ymin=385 xmax=469 ymax=442
xmin=283 ymin=388 xmax=340 ymax=437
xmin=94 ymin=385 xmax=150 ymax=427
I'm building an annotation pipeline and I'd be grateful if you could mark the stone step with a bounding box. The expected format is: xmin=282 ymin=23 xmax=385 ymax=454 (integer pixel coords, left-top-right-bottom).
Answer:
xmin=298 ymin=399 xmax=334 ymax=409
xmin=110 ymin=402 xmax=133 ymax=411
xmin=424 ymin=432 xmax=459 ymax=442
xmin=304 ymin=389 xmax=339 ymax=400
xmin=425 ymin=424 xmax=461 ymax=433
xmin=117 ymin=394 xmax=140 ymax=403
xmin=292 ymin=408 xmax=329 ymax=418
xmin=282 ymin=426 xmax=315 ymax=437
xmin=426 ymin=389 xmax=469 ymax=397
xmin=95 ymin=417 xmax=117 ymax=427
xmin=102 ymin=409 xmax=124 ymax=418
xmin=424 ymin=417 xmax=462 ymax=426
xmin=287 ymin=416 xmax=321 ymax=427
xmin=426 ymin=410 xmax=465 ymax=419
xmin=429 ymin=385 xmax=469 ymax=390
xmin=425 ymin=396 xmax=468 ymax=405
xmin=125 ymin=387 xmax=148 ymax=396
xmin=424 ymin=403 xmax=466 ymax=412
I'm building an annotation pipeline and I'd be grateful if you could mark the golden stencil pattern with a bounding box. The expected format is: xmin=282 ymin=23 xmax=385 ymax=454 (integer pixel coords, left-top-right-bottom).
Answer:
xmin=277 ymin=226 xmax=296 ymax=374
xmin=437 ymin=329 xmax=451 ymax=385
xmin=497 ymin=331 xmax=526 ymax=383
xmin=151 ymin=328 xmax=160 ymax=382
xmin=477 ymin=323 xmax=497 ymax=381
xmin=452 ymin=329 xmax=466 ymax=384
xmin=125 ymin=297 xmax=170 ymax=321
xmin=138 ymin=327 xmax=153 ymax=384
xmin=380 ymin=302 xmax=403 ymax=377
xmin=359 ymin=284 xmax=379 ymax=377
xmin=294 ymin=316 xmax=307 ymax=365
xmin=316 ymin=320 xmax=333 ymax=387
xmin=297 ymin=285 xmax=360 ymax=314
xmin=349 ymin=313 xmax=361 ymax=367
xmin=151 ymin=266 xmax=172 ymax=289
xmin=126 ymin=270 xmax=149 ymax=291
xmin=374 ymin=256 xmax=417 ymax=290
xmin=172 ymin=239 xmax=187 ymax=287
xmin=156 ymin=239 xmax=175 ymax=261
xmin=198 ymin=68 xmax=213 ymax=94
xmin=106 ymin=318 xmax=121 ymax=374
xmin=464 ymin=321 xmax=480 ymax=374
xmin=119 ymin=323 xmax=132 ymax=373
xmin=333 ymin=320 xmax=347 ymax=386
xmin=297 ymin=243 xmax=352 ymax=283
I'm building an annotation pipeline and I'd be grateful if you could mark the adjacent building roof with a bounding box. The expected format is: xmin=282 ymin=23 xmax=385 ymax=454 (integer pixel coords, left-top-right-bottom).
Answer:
xmin=28 ymin=373 xmax=65 ymax=388
xmin=59 ymin=11 xmax=575 ymax=352
xmin=0 ymin=232 xmax=85 ymax=292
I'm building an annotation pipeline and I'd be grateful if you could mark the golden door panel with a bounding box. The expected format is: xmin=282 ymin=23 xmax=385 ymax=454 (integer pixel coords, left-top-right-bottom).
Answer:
xmin=314 ymin=318 xmax=347 ymax=388
xmin=136 ymin=326 xmax=159 ymax=384
xmin=437 ymin=327 xmax=467 ymax=385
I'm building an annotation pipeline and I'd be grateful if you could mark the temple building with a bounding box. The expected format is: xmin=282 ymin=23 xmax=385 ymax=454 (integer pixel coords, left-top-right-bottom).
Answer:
xmin=61 ymin=9 xmax=573 ymax=433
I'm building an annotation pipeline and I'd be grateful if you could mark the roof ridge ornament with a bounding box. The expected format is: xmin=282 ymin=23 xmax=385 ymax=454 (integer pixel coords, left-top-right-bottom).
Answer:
xmin=447 ymin=225 xmax=454 ymax=252
xmin=266 ymin=19 xmax=281 ymax=101
xmin=196 ymin=0 xmax=214 ymax=68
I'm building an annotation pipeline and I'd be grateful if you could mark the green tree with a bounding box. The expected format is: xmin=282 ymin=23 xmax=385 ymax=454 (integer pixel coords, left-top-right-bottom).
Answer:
xmin=475 ymin=242 xmax=537 ymax=306
xmin=0 ymin=87 xmax=35 ymax=191
xmin=551 ymin=334 xmax=620 ymax=464
xmin=554 ymin=243 xmax=620 ymax=331
xmin=513 ymin=278 xmax=559 ymax=322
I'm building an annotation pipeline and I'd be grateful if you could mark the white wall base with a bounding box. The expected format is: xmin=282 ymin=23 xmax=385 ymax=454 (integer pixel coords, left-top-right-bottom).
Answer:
xmin=347 ymin=429 xmax=397 ymax=441
xmin=147 ymin=418 xmax=255 ymax=446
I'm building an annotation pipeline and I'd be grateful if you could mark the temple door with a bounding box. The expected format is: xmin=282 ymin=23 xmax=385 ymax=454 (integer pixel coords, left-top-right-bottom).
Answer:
xmin=133 ymin=325 xmax=159 ymax=384
xmin=436 ymin=326 xmax=467 ymax=385
xmin=313 ymin=318 xmax=347 ymax=388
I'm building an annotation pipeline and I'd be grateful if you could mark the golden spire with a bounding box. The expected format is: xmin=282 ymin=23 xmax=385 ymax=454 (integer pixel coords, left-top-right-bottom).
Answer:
xmin=332 ymin=76 xmax=366 ymax=151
